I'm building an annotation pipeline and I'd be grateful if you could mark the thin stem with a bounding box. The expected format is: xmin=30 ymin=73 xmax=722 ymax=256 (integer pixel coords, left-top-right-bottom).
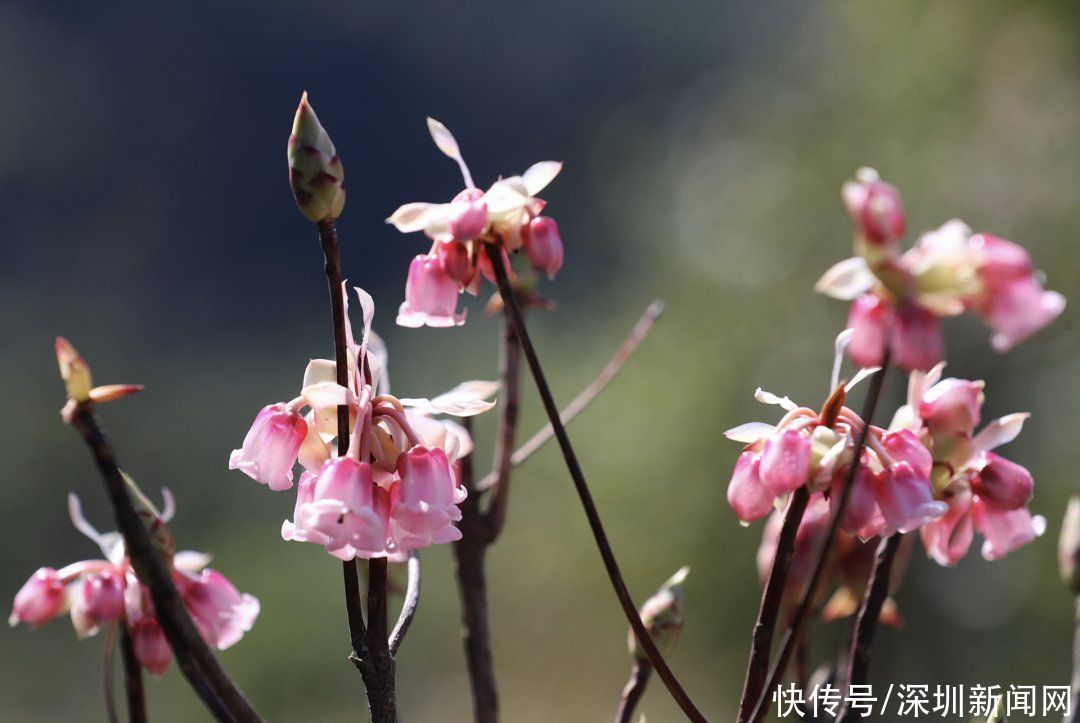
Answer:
xmin=360 ymin=557 xmax=397 ymax=723
xmin=104 ymin=622 xmax=119 ymax=723
xmin=389 ymin=553 xmax=422 ymax=656
xmin=486 ymin=307 xmax=523 ymax=541
xmin=452 ymin=418 xmax=499 ymax=723
xmin=615 ymin=660 xmax=653 ymax=723
xmin=835 ymin=533 xmax=902 ymax=723
xmin=1069 ymin=596 xmax=1079 ymax=723
xmin=736 ymin=487 xmax=811 ymax=723
xmin=316 ymin=219 xmax=368 ymax=657
xmin=484 ymin=243 xmax=707 ymax=723
xmin=120 ymin=625 xmax=148 ymax=723
xmin=69 ymin=405 xmax=260 ymax=722
xmin=748 ymin=351 xmax=892 ymax=723
xmin=475 ymin=301 xmax=665 ymax=493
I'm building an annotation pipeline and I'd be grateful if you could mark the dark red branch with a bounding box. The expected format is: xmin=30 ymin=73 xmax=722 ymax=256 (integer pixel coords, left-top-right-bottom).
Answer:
xmin=748 ymin=352 xmax=891 ymax=723
xmin=486 ymin=307 xmax=523 ymax=541
xmin=484 ymin=243 xmax=707 ymax=723
xmin=736 ymin=487 xmax=811 ymax=722
xmin=615 ymin=660 xmax=653 ymax=723
xmin=120 ymin=625 xmax=148 ymax=723
xmin=835 ymin=533 xmax=902 ymax=723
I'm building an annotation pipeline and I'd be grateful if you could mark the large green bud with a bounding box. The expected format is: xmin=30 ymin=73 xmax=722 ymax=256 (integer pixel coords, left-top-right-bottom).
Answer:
xmin=288 ymin=92 xmax=346 ymax=223
xmin=628 ymin=566 xmax=689 ymax=661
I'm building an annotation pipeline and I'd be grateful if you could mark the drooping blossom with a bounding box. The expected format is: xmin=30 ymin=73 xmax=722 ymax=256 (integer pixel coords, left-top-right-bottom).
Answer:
xmin=9 ymin=492 xmax=258 ymax=676
xmin=817 ymin=169 xmax=1064 ymax=371
xmin=237 ymin=286 xmax=496 ymax=560
xmin=885 ymin=364 xmax=1048 ymax=565
xmin=725 ymin=335 xmax=946 ymax=536
xmin=386 ymin=119 xmax=564 ymax=327
xmin=229 ymin=402 xmax=308 ymax=491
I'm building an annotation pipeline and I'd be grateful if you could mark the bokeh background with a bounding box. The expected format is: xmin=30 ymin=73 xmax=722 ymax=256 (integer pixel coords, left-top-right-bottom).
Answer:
xmin=2 ymin=1 xmax=1078 ymax=720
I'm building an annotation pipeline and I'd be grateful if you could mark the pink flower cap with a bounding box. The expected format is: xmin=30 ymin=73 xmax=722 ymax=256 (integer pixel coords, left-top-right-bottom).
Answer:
xmin=129 ymin=617 xmax=172 ymax=676
xmin=293 ymin=458 xmax=390 ymax=559
xmin=919 ymin=378 xmax=983 ymax=437
xmin=391 ymin=446 xmax=467 ymax=551
xmin=759 ymin=429 xmax=811 ymax=497
xmin=919 ymin=487 xmax=974 ymax=566
xmin=229 ymin=403 xmax=307 ymax=491
xmin=972 ymin=452 xmax=1034 ymax=511
xmin=881 ymin=429 xmax=933 ymax=479
xmin=973 ymin=499 xmax=1046 ymax=561
xmin=891 ymin=303 xmax=944 ymax=372
xmin=397 ymin=253 xmax=467 ymax=328
xmin=176 ymin=568 xmax=260 ymax=651
xmin=727 ymin=451 xmax=774 ymax=523
xmin=448 ymin=188 xmax=489 ymax=242
xmin=78 ymin=567 xmax=126 ymax=624
xmin=435 ymin=240 xmax=472 ymax=283
xmin=978 ymin=275 xmax=1065 ymax=352
xmin=9 ymin=567 xmax=66 ymax=627
xmin=523 ymin=216 xmax=564 ymax=280
xmin=846 ymin=293 xmax=895 ymax=368
xmin=874 ymin=461 xmax=948 ymax=534
xmin=842 ymin=169 xmax=905 ymax=246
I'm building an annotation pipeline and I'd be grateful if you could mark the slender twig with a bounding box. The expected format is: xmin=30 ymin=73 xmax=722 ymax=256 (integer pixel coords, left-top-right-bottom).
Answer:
xmin=389 ymin=553 xmax=421 ymax=656
xmin=736 ymin=487 xmax=811 ymax=722
xmin=1069 ymin=596 xmax=1079 ymax=723
xmin=316 ymin=219 xmax=367 ymax=658
xmin=748 ymin=351 xmax=892 ymax=723
xmin=475 ymin=301 xmax=665 ymax=493
xmin=484 ymin=243 xmax=707 ymax=723
xmin=362 ymin=557 xmax=396 ymax=723
xmin=453 ymin=419 xmax=500 ymax=723
xmin=615 ymin=660 xmax=654 ymax=723
xmin=835 ymin=533 xmax=902 ymax=723
xmin=69 ymin=405 xmax=260 ymax=722
xmin=486 ymin=307 xmax=522 ymax=541
xmin=120 ymin=625 xmax=148 ymax=723
xmin=104 ymin=622 xmax=119 ymax=723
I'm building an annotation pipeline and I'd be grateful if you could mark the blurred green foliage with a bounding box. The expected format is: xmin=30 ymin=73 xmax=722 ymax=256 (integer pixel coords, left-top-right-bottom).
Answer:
xmin=1 ymin=1 xmax=1077 ymax=720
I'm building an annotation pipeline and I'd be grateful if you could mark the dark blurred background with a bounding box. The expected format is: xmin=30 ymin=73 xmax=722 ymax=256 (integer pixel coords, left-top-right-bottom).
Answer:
xmin=2 ymin=1 xmax=1078 ymax=720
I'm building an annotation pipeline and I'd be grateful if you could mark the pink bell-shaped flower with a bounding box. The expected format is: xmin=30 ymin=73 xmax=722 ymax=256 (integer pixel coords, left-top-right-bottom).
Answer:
xmin=891 ymin=302 xmax=943 ymax=372
xmin=971 ymin=453 xmax=1034 ymax=511
xmin=523 ymin=216 xmax=564 ymax=280
xmin=759 ymin=429 xmax=811 ymax=497
xmin=293 ymin=458 xmax=390 ymax=559
xmin=78 ymin=568 xmax=126 ymax=624
xmin=176 ymin=568 xmax=260 ymax=651
xmin=846 ymin=293 xmax=894 ymax=368
xmin=8 ymin=568 xmax=66 ymax=627
xmin=727 ymin=451 xmax=774 ymax=523
xmin=881 ymin=429 xmax=933 ymax=479
xmin=229 ymin=403 xmax=308 ymax=491
xmin=832 ymin=463 xmax=880 ymax=535
xmin=919 ymin=378 xmax=983 ymax=437
xmin=397 ymin=253 xmax=466 ymax=328
xmin=874 ymin=461 xmax=948 ymax=534
xmin=391 ymin=446 xmax=467 ymax=551
xmin=919 ymin=487 xmax=974 ymax=566
xmin=129 ymin=617 xmax=171 ymax=676
xmin=973 ymin=499 xmax=1046 ymax=561
xmin=842 ymin=170 xmax=905 ymax=247
xmin=448 ymin=188 xmax=489 ymax=242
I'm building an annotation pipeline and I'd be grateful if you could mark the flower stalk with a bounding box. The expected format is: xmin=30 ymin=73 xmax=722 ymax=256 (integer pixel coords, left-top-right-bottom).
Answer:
xmin=615 ymin=661 xmax=652 ymax=723
xmin=483 ymin=243 xmax=706 ymax=723
xmin=120 ymin=625 xmax=148 ymax=723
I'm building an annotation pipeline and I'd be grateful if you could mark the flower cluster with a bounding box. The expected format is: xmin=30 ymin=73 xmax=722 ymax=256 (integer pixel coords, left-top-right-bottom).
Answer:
xmin=9 ymin=493 xmax=258 ymax=676
xmin=386 ymin=119 xmax=564 ymax=328
xmin=230 ymin=286 xmax=495 ymax=559
xmin=816 ymin=168 xmax=1065 ymax=371
xmin=900 ymin=365 xmax=1046 ymax=564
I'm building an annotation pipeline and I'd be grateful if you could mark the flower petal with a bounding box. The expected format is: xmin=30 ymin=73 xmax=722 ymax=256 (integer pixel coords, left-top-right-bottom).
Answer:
xmin=724 ymin=422 xmax=777 ymax=444
xmin=400 ymin=380 xmax=499 ymax=417
xmin=814 ymin=257 xmax=877 ymax=300
xmin=973 ymin=413 xmax=1030 ymax=453
xmin=386 ymin=202 xmax=448 ymax=233
xmin=754 ymin=387 xmax=799 ymax=412
xmin=522 ymin=161 xmax=562 ymax=196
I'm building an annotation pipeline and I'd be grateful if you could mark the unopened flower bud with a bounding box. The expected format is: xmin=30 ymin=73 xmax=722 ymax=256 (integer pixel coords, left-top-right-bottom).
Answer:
xmin=287 ymin=92 xmax=346 ymax=223
xmin=79 ymin=568 xmax=125 ymax=624
xmin=436 ymin=240 xmax=471 ymax=282
xmin=760 ymin=429 xmax=811 ymax=496
xmin=1059 ymin=497 xmax=1080 ymax=594
xmin=971 ymin=453 xmax=1033 ymax=511
xmin=448 ymin=188 xmax=489 ymax=242
xmin=628 ymin=567 xmax=688 ymax=661
xmin=523 ymin=216 xmax=564 ymax=280
xmin=55 ymin=337 xmax=92 ymax=403
xmin=842 ymin=168 xmax=905 ymax=247
xmin=846 ymin=294 xmax=894 ymax=369
xmin=229 ymin=403 xmax=308 ymax=491
xmin=9 ymin=568 xmax=66 ymax=627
